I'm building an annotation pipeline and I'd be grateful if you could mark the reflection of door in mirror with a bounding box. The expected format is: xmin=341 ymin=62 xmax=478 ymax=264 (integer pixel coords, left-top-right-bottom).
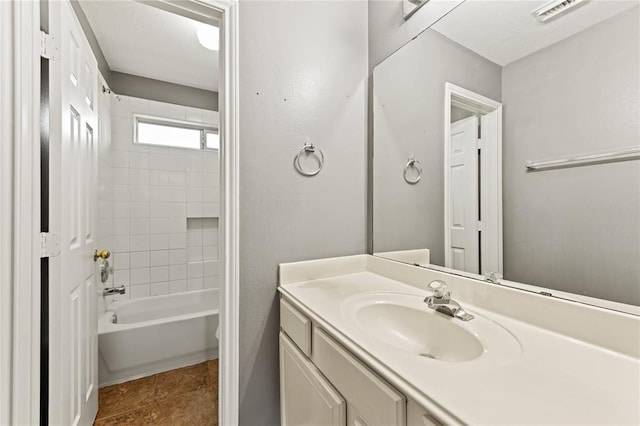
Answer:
xmin=447 ymin=115 xmax=479 ymax=273
xmin=371 ymin=2 xmax=640 ymax=312
xmin=444 ymin=85 xmax=503 ymax=276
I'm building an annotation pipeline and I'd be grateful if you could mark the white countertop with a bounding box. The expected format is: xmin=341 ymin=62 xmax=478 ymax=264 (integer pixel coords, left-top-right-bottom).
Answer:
xmin=278 ymin=256 xmax=640 ymax=425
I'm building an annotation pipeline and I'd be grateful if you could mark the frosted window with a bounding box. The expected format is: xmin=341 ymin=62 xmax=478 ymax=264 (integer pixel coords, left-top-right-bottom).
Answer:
xmin=206 ymin=131 xmax=220 ymax=150
xmin=136 ymin=121 xmax=201 ymax=149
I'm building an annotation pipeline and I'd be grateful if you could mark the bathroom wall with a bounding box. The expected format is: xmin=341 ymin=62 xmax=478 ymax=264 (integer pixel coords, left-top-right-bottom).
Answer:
xmin=501 ymin=9 xmax=640 ymax=305
xmin=104 ymin=95 xmax=220 ymax=300
xmin=368 ymin=0 xmax=463 ymax=70
xmin=373 ymin=29 xmax=502 ymax=265
xmin=238 ymin=1 xmax=368 ymax=424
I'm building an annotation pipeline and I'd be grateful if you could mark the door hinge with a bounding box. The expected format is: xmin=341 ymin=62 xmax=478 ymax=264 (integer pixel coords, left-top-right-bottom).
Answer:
xmin=40 ymin=31 xmax=60 ymax=60
xmin=40 ymin=232 xmax=61 ymax=258
xmin=476 ymin=138 xmax=482 ymax=150
xmin=477 ymin=221 xmax=484 ymax=232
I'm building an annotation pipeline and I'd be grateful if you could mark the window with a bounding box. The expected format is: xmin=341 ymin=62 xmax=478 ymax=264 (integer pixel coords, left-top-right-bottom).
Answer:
xmin=205 ymin=130 xmax=220 ymax=150
xmin=134 ymin=115 xmax=218 ymax=150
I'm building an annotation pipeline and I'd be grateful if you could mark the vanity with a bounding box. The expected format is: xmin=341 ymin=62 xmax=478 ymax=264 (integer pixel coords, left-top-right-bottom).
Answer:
xmin=278 ymin=255 xmax=640 ymax=425
xmin=277 ymin=2 xmax=640 ymax=424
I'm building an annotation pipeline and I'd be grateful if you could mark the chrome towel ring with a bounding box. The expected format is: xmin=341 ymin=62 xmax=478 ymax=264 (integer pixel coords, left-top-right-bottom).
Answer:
xmin=294 ymin=143 xmax=325 ymax=176
xmin=404 ymin=158 xmax=422 ymax=184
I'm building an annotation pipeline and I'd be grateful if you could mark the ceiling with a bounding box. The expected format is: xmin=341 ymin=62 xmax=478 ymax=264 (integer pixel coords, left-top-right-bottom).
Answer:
xmin=432 ymin=0 xmax=639 ymax=66
xmin=80 ymin=0 xmax=219 ymax=91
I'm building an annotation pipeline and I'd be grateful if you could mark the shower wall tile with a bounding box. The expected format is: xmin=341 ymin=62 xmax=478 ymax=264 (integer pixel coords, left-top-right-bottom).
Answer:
xmin=130 ymin=252 xmax=150 ymax=269
xmin=150 ymin=266 xmax=169 ymax=283
xmin=187 ymin=278 xmax=204 ymax=291
xmin=169 ymin=280 xmax=188 ymax=293
xmin=103 ymin=95 xmax=220 ymax=300
xmin=170 ymin=264 xmax=187 ymax=281
xmin=150 ymin=234 xmax=169 ymax=250
xmin=150 ymin=282 xmax=170 ymax=296
xmin=129 ymin=285 xmax=150 ymax=299
xmin=150 ymin=250 xmax=169 ymax=267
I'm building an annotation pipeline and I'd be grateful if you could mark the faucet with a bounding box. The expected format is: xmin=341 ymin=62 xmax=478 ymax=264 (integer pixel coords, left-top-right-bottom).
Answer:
xmin=103 ymin=285 xmax=126 ymax=296
xmin=424 ymin=280 xmax=474 ymax=321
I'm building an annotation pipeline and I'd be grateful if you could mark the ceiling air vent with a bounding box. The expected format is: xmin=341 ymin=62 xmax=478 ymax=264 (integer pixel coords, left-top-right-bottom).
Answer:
xmin=531 ymin=0 xmax=586 ymax=22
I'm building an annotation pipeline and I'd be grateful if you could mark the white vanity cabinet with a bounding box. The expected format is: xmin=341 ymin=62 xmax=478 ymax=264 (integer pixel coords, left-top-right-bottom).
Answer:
xmin=280 ymin=333 xmax=346 ymax=425
xmin=280 ymin=296 xmax=439 ymax=426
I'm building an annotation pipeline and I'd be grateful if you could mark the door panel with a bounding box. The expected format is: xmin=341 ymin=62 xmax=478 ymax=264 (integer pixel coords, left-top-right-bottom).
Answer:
xmin=480 ymin=109 xmax=502 ymax=274
xmin=447 ymin=116 xmax=479 ymax=274
xmin=49 ymin=1 xmax=99 ymax=424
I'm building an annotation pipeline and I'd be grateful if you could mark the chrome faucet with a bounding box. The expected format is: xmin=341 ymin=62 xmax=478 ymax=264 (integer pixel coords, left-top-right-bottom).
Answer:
xmin=103 ymin=285 xmax=126 ymax=296
xmin=424 ymin=280 xmax=474 ymax=321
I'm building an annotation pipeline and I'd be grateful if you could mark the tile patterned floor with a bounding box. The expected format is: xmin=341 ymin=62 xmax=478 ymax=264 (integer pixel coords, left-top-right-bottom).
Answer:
xmin=93 ymin=360 xmax=218 ymax=426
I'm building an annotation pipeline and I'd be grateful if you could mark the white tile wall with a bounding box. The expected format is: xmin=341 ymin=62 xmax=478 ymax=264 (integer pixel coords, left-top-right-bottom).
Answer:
xmin=102 ymin=95 xmax=220 ymax=300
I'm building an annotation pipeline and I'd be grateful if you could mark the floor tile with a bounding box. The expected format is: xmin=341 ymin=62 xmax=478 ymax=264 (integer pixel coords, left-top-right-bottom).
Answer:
xmin=149 ymin=387 xmax=217 ymax=426
xmin=155 ymin=362 xmax=211 ymax=401
xmin=96 ymin=376 xmax=157 ymax=420
xmin=207 ymin=359 xmax=219 ymax=398
xmin=94 ymin=407 xmax=152 ymax=426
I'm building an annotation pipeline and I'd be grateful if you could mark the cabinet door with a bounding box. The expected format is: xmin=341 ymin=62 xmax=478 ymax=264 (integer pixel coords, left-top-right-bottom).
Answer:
xmin=312 ymin=327 xmax=406 ymax=426
xmin=280 ymin=332 xmax=346 ymax=426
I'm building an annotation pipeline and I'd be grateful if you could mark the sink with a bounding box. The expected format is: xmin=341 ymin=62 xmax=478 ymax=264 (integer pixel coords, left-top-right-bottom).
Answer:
xmin=342 ymin=292 xmax=521 ymax=363
xmin=355 ymin=301 xmax=483 ymax=361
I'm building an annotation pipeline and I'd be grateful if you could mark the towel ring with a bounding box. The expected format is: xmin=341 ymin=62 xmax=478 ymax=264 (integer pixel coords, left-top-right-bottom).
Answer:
xmin=404 ymin=158 xmax=422 ymax=184
xmin=294 ymin=143 xmax=324 ymax=176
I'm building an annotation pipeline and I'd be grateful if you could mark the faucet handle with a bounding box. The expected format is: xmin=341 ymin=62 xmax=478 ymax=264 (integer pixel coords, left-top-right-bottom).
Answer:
xmin=429 ymin=280 xmax=448 ymax=297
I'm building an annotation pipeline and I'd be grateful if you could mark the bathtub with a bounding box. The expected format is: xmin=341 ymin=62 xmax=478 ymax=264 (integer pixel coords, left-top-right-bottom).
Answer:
xmin=98 ymin=289 xmax=219 ymax=387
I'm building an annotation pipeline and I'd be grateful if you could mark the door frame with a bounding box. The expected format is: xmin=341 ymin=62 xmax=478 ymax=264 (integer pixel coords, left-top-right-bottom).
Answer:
xmin=444 ymin=82 xmax=503 ymax=276
xmin=2 ymin=0 xmax=240 ymax=424
xmin=1 ymin=0 xmax=42 ymax=424
xmin=207 ymin=1 xmax=241 ymax=425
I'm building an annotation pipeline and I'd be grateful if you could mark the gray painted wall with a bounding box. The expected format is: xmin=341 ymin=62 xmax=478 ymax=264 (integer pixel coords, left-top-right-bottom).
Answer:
xmin=501 ymin=9 xmax=640 ymax=305
xmin=110 ymin=72 xmax=218 ymax=111
xmin=238 ymin=1 xmax=368 ymax=425
xmin=373 ymin=29 xmax=501 ymax=265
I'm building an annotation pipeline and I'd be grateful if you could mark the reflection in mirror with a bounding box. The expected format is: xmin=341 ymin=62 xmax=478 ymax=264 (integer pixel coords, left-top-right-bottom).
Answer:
xmin=372 ymin=1 xmax=640 ymax=311
xmin=403 ymin=0 xmax=430 ymax=20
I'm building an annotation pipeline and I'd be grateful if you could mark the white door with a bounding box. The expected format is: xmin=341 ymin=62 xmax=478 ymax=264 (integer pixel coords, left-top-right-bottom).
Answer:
xmin=446 ymin=116 xmax=479 ymax=273
xmin=48 ymin=1 xmax=100 ymax=424
xmin=480 ymin=109 xmax=502 ymax=275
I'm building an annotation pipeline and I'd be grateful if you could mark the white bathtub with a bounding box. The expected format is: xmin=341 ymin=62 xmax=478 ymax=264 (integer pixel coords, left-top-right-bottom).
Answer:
xmin=98 ymin=289 xmax=219 ymax=387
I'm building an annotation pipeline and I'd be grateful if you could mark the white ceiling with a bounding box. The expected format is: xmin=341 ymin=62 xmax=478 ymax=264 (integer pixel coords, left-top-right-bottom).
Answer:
xmin=80 ymin=0 xmax=219 ymax=91
xmin=432 ymin=0 xmax=639 ymax=66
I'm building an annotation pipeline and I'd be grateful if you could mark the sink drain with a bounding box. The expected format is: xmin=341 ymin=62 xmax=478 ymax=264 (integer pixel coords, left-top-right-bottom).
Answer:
xmin=419 ymin=353 xmax=436 ymax=359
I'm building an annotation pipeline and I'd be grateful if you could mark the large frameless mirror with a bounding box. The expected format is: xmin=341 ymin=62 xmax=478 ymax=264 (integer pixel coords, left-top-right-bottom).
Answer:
xmin=372 ymin=0 xmax=640 ymax=314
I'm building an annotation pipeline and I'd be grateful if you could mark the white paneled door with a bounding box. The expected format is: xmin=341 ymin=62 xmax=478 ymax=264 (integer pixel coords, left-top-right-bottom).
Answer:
xmin=49 ymin=1 xmax=99 ymax=424
xmin=447 ymin=116 xmax=479 ymax=274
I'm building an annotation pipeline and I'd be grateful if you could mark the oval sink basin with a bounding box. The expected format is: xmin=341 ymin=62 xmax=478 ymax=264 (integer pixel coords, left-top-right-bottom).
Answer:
xmin=355 ymin=302 xmax=484 ymax=362
xmin=341 ymin=292 xmax=521 ymax=363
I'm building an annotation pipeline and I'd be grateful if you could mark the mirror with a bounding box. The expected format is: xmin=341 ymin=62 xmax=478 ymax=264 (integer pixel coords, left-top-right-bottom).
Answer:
xmin=403 ymin=0 xmax=430 ymax=20
xmin=372 ymin=0 xmax=640 ymax=312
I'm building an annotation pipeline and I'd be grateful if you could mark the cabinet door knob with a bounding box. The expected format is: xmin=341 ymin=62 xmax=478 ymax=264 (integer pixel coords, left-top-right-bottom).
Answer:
xmin=94 ymin=249 xmax=111 ymax=262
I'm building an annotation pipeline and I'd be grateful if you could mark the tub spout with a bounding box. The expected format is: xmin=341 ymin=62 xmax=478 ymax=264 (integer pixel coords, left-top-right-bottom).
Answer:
xmin=103 ymin=285 xmax=126 ymax=296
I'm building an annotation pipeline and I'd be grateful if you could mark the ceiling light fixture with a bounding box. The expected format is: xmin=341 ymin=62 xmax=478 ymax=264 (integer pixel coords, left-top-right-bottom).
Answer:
xmin=531 ymin=0 xmax=586 ymax=23
xmin=197 ymin=23 xmax=219 ymax=51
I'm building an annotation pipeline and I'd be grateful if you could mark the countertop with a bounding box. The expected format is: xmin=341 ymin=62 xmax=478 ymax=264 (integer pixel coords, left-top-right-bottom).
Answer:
xmin=278 ymin=256 xmax=640 ymax=425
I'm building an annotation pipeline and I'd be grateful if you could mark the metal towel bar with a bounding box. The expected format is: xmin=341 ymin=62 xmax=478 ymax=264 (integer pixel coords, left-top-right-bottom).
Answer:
xmin=526 ymin=147 xmax=640 ymax=171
